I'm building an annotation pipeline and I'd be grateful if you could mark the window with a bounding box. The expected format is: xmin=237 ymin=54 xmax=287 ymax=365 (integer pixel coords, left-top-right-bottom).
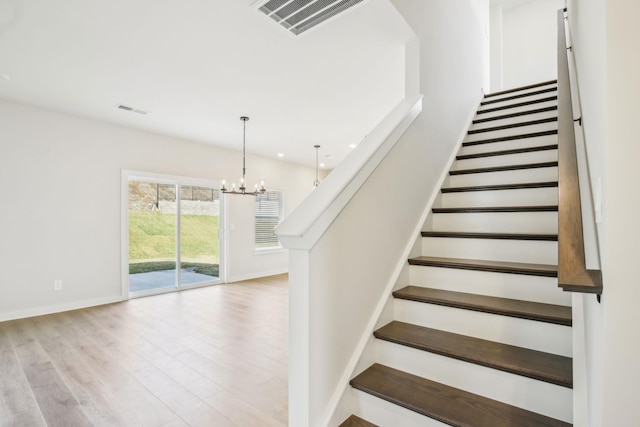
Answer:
xmin=255 ymin=189 xmax=284 ymax=250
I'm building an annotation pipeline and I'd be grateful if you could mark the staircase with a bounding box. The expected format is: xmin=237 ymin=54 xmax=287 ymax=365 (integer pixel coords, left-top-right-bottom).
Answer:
xmin=339 ymin=80 xmax=574 ymax=426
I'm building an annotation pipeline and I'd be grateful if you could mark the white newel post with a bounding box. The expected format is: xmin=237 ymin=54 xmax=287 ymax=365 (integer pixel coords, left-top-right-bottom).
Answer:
xmin=287 ymin=248 xmax=311 ymax=426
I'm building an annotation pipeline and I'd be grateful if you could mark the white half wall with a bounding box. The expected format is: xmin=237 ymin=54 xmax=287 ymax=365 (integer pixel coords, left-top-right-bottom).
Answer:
xmin=491 ymin=0 xmax=564 ymax=91
xmin=0 ymin=99 xmax=316 ymax=321
xmin=279 ymin=0 xmax=488 ymax=424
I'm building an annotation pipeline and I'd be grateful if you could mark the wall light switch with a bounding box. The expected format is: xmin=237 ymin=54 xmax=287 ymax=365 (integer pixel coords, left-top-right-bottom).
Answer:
xmin=54 ymin=280 xmax=63 ymax=291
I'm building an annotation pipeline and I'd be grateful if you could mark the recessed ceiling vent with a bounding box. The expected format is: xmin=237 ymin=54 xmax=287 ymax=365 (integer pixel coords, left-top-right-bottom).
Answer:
xmin=256 ymin=0 xmax=366 ymax=36
xmin=116 ymin=104 xmax=149 ymax=115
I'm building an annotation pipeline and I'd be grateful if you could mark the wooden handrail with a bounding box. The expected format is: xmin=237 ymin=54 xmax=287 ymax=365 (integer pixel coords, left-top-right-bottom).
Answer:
xmin=556 ymin=10 xmax=603 ymax=294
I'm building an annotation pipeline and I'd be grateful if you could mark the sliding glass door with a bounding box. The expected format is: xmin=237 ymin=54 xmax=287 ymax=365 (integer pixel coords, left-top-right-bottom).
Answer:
xmin=126 ymin=175 xmax=222 ymax=296
xmin=178 ymin=184 xmax=221 ymax=287
xmin=128 ymin=180 xmax=177 ymax=293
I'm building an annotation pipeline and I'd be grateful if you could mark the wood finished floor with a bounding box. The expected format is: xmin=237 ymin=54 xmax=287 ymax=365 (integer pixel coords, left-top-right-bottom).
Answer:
xmin=0 ymin=274 xmax=288 ymax=427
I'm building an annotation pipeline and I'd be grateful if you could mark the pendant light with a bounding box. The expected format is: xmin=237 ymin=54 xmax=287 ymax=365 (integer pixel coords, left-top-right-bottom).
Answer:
xmin=221 ymin=116 xmax=266 ymax=196
xmin=313 ymin=144 xmax=321 ymax=187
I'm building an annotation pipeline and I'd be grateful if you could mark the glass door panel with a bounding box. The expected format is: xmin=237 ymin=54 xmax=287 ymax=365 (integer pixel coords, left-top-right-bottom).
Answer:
xmin=128 ymin=181 xmax=178 ymax=293
xmin=179 ymin=185 xmax=221 ymax=286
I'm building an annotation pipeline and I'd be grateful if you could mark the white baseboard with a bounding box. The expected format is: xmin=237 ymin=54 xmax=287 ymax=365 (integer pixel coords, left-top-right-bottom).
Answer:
xmin=0 ymin=295 xmax=126 ymax=323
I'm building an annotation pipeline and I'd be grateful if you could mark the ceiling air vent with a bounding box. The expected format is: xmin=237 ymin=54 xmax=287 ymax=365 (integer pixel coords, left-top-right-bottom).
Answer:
xmin=257 ymin=0 xmax=366 ymax=36
xmin=116 ymin=104 xmax=149 ymax=115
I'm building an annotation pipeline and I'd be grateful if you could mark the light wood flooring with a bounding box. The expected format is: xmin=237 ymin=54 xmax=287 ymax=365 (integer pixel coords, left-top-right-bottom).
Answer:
xmin=0 ymin=274 xmax=289 ymax=427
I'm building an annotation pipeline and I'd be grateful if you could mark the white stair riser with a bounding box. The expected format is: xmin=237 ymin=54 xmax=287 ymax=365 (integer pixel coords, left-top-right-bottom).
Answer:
xmin=440 ymin=187 xmax=558 ymax=209
xmin=408 ymin=265 xmax=570 ymax=305
xmin=485 ymin=84 xmax=557 ymax=103
xmin=375 ymin=340 xmax=573 ymax=423
xmin=461 ymin=134 xmax=558 ymax=156
xmin=448 ymin=167 xmax=558 ymax=187
xmin=454 ymin=149 xmax=558 ymax=170
xmin=431 ymin=211 xmax=558 ymax=234
xmin=350 ymin=389 xmax=448 ymax=427
xmin=464 ymin=121 xmax=557 ymax=143
xmin=478 ymin=92 xmax=558 ymax=112
xmin=393 ymin=299 xmax=571 ymax=356
xmin=470 ymin=110 xmax=558 ymax=131
xmin=421 ymin=236 xmax=558 ymax=264
xmin=477 ymin=100 xmax=557 ymax=119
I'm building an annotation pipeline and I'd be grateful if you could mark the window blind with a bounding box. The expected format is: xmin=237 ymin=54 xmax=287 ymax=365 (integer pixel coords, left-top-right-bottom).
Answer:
xmin=255 ymin=190 xmax=284 ymax=249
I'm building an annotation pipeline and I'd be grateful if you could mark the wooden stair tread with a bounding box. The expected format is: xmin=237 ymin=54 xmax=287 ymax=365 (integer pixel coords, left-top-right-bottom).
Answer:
xmin=477 ymin=96 xmax=558 ymax=114
xmin=473 ymin=105 xmax=558 ymax=124
xmin=408 ymin=256 xmax=558 ymax=277
xmin=393 ymin=286 xmax=571 ymax=326
xmin=347 ymin=80 xmax=573 ymax=424
xmin=339 ymin=415 xmax=378 ymax=427
xmin=481 ymin=87 xmax=557 ymax=106
xmin=432 ymin=205 xmax=558 ymax=213
xmin=441 ymin=181 xmax=558 ymax=193
xmin=463 ymin=130 xmax=558 ymax=147
xmin=421 ymin=231 xmax=557 ymax=240
xmin=350 ymin=364 xmax=572 ymax=427
xmin=449 ymin=161 xmax=558 ymax=175
xmin=375 ymin=321 xmax=572 ymax=387
xmin=484 ymin=80 xmax=557 ymax=98
xmin=468 ymin=117 xmax=557 ymax=134
xmin=457 ymin=144 xmax=558 ymax=160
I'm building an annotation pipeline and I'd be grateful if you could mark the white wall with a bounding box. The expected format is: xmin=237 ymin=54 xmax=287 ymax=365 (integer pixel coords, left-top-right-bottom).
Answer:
xmin=565 ymin=1 xmax=606 ymax=424
xmin=491 ymin=0 xmax=564 ymax=91
xmin=566 ymin=0 xmax=640 ymax=425
xmin=225 ymin=194 xmax=290 ymax=282
xmin=567 ymin=0 xmax=606 ymax=255
xmin=600 ymin=0 xmax=640 ymax=425
xmin=490 ymin=5 xmax=504 ymax=90
xmin=0 ymin=99 xmax=316 ymax=321
xmin=393 ymin=0 xmax=489 ymax=156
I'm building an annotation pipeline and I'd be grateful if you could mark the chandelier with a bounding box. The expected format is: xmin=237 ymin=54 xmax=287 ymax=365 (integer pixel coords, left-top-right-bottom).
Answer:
xmin=221 ymin=116 xmax=266 ymax=196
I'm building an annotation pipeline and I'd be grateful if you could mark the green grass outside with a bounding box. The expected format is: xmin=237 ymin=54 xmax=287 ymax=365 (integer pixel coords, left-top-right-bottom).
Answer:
xmin=129 ymin=211 xmax=219 ymax=274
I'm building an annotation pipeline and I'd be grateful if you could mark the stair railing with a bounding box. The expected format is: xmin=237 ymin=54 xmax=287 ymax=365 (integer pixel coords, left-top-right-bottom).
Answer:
xmin=556 ymin=9 xmax=603 ymax=295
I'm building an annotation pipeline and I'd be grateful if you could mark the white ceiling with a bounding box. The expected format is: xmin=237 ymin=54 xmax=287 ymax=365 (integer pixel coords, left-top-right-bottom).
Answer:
xmin=0 ymin=0 xmax=414 ymax=169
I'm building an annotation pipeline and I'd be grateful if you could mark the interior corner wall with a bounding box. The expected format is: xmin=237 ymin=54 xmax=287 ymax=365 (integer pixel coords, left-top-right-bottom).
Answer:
xmin=491 ymin=0 xmax=564 ymax=90
xmin=0 ymin=100 xmax=315 ymax=321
